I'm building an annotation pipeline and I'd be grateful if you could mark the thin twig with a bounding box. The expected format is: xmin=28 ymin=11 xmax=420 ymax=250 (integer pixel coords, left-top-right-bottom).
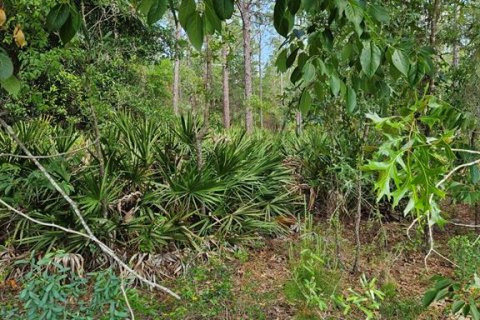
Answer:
xmin=406 ymin=217 xmax=419 ymax=240
xmin=0 ymin=118 xmax=180 ymax=299
xmin=436 ymin=158 xmax=480 ymax=189
xmin=451 ymin=148 xmax=480 ymax=155
xmin=0 ymin=199 xmax=92 ymax=240
xmin=422 ymin=156 xmax=480 ymax=269
xmin=120 ymin=274 xmax=135 ymax=320
xmin=449 ymin=222 xmax=480 ymax=228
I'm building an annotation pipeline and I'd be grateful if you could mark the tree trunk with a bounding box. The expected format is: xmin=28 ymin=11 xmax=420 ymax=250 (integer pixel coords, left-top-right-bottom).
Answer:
xmin=258 ymin=30 xmax=263 ymax=129
xmin=173 ymin=21 xmax=181 ymax=115
xmin=452 ymin=4 xmax=459 ymax=68
xmin=428 ymin=0 xmax=441 ymax=94
xmin=295 ymin=111 xmax=302 ymax=135
xmin=352 ymin=125 xmax=369 ymax=273
xmin=239 ymin=0 xmax=253 ymax=133
xmin=352 ymin=173 xmax=362 ymax=273
xmin=196 ymin=36 xmax=212 ymax=170
xmin=222 ymin=44 xmax=230 ymax=129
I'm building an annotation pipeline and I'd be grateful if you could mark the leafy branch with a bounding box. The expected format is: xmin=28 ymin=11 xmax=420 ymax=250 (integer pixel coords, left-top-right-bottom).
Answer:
xmin=363 ymin=96 xmax=479 ymax=267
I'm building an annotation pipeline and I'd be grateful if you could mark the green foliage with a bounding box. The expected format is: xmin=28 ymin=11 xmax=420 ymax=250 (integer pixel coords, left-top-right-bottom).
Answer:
xmin=212 ymin=0 xmax=234 ymax=20
xmin=423 ymin=274 xmax=480 ymax=320
xmin=1 ymin=251 xmax=129 ymax=320
xmin=0 ymin=114 xmax=298 ymax=255
xmin=343 ymin=275 xmax=385 ymax=320
xmin=379 ymin=282 xmax=424 ymax=319
xmin=363 ymin=96 xmax=465 ymax=226
xmin=448 ymin=235 xmax=480 ymax=281
xmin=360 ymin=41 xmax=381 ymax=79
xmin=274 ymin=0 xmax=433 ymax=116
xmin=285 ymin=232 xmax=342 ymax=313
xmin=285 ymin=228 xmax=388 ymax=319
xmin=158 ymin=258 xmax=234 ymax=319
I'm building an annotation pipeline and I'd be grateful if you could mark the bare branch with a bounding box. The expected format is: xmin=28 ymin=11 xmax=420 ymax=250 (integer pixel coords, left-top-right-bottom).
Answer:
xmin=436 ymin=158 xmax=480 ymax=189
xmin=120 ymin=275 xmax=135 ymax=320
xmin=422 ymin=156 xmax=480 ymax=269
xmin=449 ymin=222 xmax=480 ymax=228
xmin=451 ymin=148 xmax=480 ymax=155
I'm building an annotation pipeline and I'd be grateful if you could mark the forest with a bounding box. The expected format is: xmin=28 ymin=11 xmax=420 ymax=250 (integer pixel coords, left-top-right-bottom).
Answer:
xmin=0 ymin=0 xmax=479 ymax=319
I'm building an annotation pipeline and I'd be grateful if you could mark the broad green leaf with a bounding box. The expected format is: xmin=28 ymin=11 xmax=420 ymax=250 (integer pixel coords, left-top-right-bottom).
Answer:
xmin=346 ymin=86 xmax=357 ymax=113
xmin=302 ymin=62 xmax=315 ymax=83
xmin=288 ymin=0 xmax=301 ymax=15
xmin=179 ymin=0 xmax=196 ymax=27
xmin=139 ymin=0 xmax=154 ymax=14
xmin=46 ymin=4 xmax=70 ymax=31
xmin=286 ymin=48 xmax=299 ymax=68
xmin=274 ymin=0 xmax=294 ymax=37
xmin=345 ymin=2 xmax=363 ymax=24
xmin=452 ymin=301 xmax=465 ymax=314
xmin=407 ymin=61 xmax=419 ymax=85
xmin=302 ymin=0 xmax=317 ymax=12
xmin=330 ymin=74 xmax=341 ymax=97
xmin=0 ymin=51 xmax=14 ymax=81
xmin=470 ymin=164 xmax=480 ymax=184
xmin=360 ymin=41 xmax=381 ymax=78
xmin=392 ymin=49 xmax=409 ymax=77
xmin=147 ymin=0 xmax=168 ymax=25
xmin=290 ymin=66 xmax=302 ymax=83
xmin=205 ymin=0 xmax=222 ymax=33
xmin=276 ymin=49 xmax=288 ymax=72
xmin=299 ymin=89 xmax=312 ymax=114
xmin=434 ymin=278 xmax=452 ymax=290
xmin=368 ymin=4 xmax=390 ymax=23
xmin=59 ymin=8 xmax=81 ymax=44
xmin=434 ymin=287 xmax=449 ymax=301
xmin=0 ymin=75 xmax=21 ymax=96
xmin=213 ymin=0 xmax=234 ymax=20
xmin=422 ymin=289 xmax=438 ymax=307
xmin=464 ymin=304 xmax=471 ymax=317
xmin=341 ymin=43 xmax=354 ymax=61
xmin=470 ymin=298 xmax=480 ymax=320
xmin=274 ymin=0 xmax=287 ymax=36
xmin=185 ymin=13 xmax=204 ymax=50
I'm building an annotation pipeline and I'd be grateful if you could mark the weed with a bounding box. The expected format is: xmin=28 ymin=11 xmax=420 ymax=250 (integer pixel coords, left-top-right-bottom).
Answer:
xmin=448 ymin=234 xmax=480 ymax=281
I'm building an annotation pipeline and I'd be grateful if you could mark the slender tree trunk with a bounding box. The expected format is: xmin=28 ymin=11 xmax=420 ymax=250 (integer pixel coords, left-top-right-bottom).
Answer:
xmin=222 ymin=44 xmax=230 ymax=129
xmin=471 ymin=129 xmax=479 ymax=233
xmin=196 ymin=36 xmax=212 ymax=170
xmin=295 ymin=111 xmax=302 ymax=135
xmin=239 ymin=0 xmax=253 ymax=133
xmin=452 ymin=4 xmax=459 ymax=68
xmin=258 ymin=30 xmax=264 ymax=129
xmin=352 ymin=126 xmax=369 ymax=273
xmin=173 ymin=21 xmax=181 ymax=116
xmin=352 ymin=173 xmax=362 ymax=273
xmin=428 ymin=0 xmax=441 ymax=94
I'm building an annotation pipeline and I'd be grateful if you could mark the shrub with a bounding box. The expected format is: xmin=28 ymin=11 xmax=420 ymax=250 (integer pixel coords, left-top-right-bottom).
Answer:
xmin=448 ymin=235 xmax=480 ymax=281
xmin=3 ymin=251 xmax=129 ymax=320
